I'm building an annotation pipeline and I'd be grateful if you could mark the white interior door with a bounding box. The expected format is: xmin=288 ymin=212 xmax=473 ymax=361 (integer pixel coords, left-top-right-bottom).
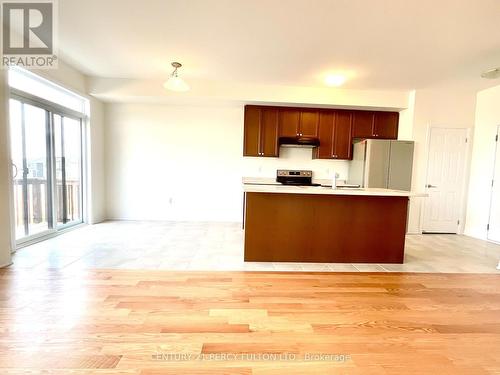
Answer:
xmin=423 ymin=128 xmax=468 ymax=233
xmin=488 ymin=126 xmax=500 ymax=243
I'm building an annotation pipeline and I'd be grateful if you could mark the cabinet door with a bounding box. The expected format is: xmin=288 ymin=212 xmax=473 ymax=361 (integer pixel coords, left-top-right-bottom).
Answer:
xmin=352 ymin=111 xmax=375 ymax=138
xmin=279 ymin=108 xmax=300 ymax=137
xmin=314 ymin=111 xmax=334 ymax=159
xmin=333 ymin=111 xmax=353 ymax=159
xmin=260 ymin=108 xmax=279 ymax=157
xmin=373 ymin=112 xmax=399 ymax=139
xmin=243 ymin=106 xmax=261 ymax=156
xmin=299 ymin=110 xmax=319 ymax=137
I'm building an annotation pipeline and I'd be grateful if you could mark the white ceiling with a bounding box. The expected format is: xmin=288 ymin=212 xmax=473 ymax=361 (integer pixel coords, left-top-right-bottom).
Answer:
xmin=59 ymin=0 xmax=500 ymax=90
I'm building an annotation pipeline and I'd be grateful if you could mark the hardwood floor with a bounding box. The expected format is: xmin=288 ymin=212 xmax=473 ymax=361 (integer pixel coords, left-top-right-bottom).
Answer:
xmin=1 ymin=269 xmax=499 ymax=374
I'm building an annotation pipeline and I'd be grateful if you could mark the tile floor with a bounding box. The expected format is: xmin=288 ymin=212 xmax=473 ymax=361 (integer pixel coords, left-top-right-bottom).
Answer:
xmin=9 ymin=220 xmax=500 ymax=273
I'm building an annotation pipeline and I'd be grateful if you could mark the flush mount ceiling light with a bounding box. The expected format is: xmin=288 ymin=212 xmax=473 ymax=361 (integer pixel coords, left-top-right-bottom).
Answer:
xmin=163 ymin=62 xmax=190 ymax=92
xmin=324 ymin=74 xmax=347 ymax=87
xmin=481 ymin=67 xmax=500 ymax=79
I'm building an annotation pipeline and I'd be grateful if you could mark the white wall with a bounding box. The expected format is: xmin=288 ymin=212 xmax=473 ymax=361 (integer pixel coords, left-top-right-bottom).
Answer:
xmin=465 ymin=84 xmax=500 ymax=239
xmin=88 ymin=77 xmax=410 ymax=110
xmin=87 ymin=97 xmax=106 ymax=224
xmin=104 ymin=103 xmax=350 ymax=222
xmin=0 ymin=71 xmax=13 ymax=267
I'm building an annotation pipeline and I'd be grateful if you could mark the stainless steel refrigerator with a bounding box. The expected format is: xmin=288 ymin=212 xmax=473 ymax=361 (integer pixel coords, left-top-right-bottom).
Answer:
xmin=348 ymin=139 xmax=414 ymax=191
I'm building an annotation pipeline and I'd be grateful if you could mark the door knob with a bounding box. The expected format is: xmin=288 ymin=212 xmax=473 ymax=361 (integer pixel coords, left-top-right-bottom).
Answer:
xmin=426 ymin=184 xmax=437 ymax=188
xmin=11 ymin=162 xmax=18 ymax=178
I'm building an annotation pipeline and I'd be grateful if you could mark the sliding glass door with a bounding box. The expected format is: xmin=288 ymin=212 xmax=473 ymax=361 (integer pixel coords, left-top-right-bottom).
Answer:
xmin=9 ymin=97 xmax=84 ymax=243
xmin=53 ymin=114 xmax=83 ymax=228
xmin=10 ymin=99 xmax=53 ymax=240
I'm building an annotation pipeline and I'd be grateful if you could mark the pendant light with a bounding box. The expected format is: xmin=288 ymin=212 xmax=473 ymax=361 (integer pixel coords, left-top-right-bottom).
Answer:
xmin=164 ymin=62 xmax=190 ymax=92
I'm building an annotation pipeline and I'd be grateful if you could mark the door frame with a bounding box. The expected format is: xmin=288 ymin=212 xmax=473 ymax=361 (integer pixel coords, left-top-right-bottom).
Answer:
xmin=421 ymin=126 xmax=472 ymax=234
xmin=51 ymin=112 xmax=85 ymax=231
xmin=487 ymin=125 xmax=500 ymax=244
xmin=10 ymin=99 xmax=57 ymax=244
xmin=9 ymin=90 xmax=87 ymax=247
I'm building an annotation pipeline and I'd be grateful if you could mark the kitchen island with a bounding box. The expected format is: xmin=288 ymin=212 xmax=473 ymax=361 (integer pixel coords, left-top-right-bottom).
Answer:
xmin=243 ymin=183 xmax=419 ymax=264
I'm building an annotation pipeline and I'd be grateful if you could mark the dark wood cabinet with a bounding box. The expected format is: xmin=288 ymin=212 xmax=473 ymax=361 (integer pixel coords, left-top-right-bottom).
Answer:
xmin=299 ymin=110 xmax=319 ymax=137
xmin=243 ymin=106 xmax=261 ymax=156
xmin=314 ymin=110 xmax=353 ymax=160
xmin=278 ymin=109 xmax=300 ymax=138
xmin=352 ymin=110 xmax=399 ymax=139
xmin=260 ymin=108 xmax=279 ymax=156
xmin=352 ymin=111 xmax=375 ymax=138
xmin=279 ymin=108 xmax=318 ymax=137
xmin=244 ymin=105 xmax=398 ymax=158
xmin=314 ymin=111 xmax=334 ymax=159
xmin=243 ymin=106 xmax=278 ymax=157
xmin=373 ymin=112 xmax=399 ymax=139
xmin=333 ymin=111 xmax=353 ymax=159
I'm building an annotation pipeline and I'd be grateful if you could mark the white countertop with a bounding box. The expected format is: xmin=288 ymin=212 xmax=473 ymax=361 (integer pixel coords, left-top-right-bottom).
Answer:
xmin=242 ymin=178 xmax=426 ymax=197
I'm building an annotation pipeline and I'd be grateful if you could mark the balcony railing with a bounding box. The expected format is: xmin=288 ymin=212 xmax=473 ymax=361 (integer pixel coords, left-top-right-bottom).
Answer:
xmin=13 ymin=178 xmax=81 ymax=227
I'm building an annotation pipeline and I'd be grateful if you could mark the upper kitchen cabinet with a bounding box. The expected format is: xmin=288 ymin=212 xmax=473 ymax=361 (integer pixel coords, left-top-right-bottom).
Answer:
xmin=373 ymin=111 xmax=399 ymax=139
xmin=260 ymin=108 xmax=279 ymax=156
xmin=352 ymin=110 xmax=399 ymax=139
xmin=243 ymin=106 xmax=279 ymax=157
xmin=314 ymin=111 xmax=334 ymax=159
xmin=243 ymin=106 xmax=261 ymax=156
xmin=279 ymin=108 xmax=319 ymax=138
xmin=352 ymin=111 xmax=375 ymax=138
xmin=333 ymin=111 xmax=353 ymax=159
xmin=278 ymin=108 xmax=300 ymax=138
xmin=299 ymin=109 xmax=319 ymax=137
xmin=313 ymin=110 xmax=353 ymax=160
xmin=244 ymin=105 xmax=397 ymax=158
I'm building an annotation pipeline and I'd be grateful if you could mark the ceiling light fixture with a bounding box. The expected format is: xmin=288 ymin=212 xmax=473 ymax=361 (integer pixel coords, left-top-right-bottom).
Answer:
xmin=481 ymin=68 xmax=500 ymax=79
xmin=324 ymin=74 xmax=347 ymax=87
xmin=164 ymin=62 xmax=190 ymax=92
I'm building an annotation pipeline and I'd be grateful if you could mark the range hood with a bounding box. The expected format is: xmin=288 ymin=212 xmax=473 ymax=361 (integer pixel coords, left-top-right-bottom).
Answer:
xmin=279 ymin=136 xmax=320 ymax=148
